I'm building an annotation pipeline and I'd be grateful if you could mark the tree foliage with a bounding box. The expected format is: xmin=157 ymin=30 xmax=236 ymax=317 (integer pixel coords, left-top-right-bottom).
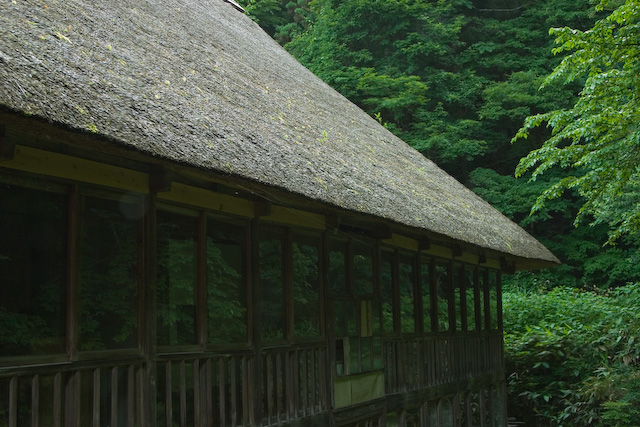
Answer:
xmin=514 ymin=0 xmax=640 ymax=243
xmin=504 ymin=284 xmax=640 ymax=426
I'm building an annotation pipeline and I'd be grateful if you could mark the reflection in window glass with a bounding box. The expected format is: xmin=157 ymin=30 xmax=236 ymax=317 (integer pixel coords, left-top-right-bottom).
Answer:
xmin=360 ymin=336 xmax=372 ymax=372
xmin=157 ymin=211 xmax=198 ymax=346
xmin=381 ymin=251 xmax=394 ymax=334
xmin=465 ymin=267 xmax=477 ymax=332
xmin=349 ymin=336 xmax=360 ymax=374
xmin=79 ymin=195 xmax=140 ymax=351
xmin=453 ymin=264 xmax=464 ymax=332
xmin=372 ymin=337 xmax=383 ymax=369
xmin=440 ymin=398 xmax=454 ymax=427
xmin=421 ymin=260 xmax=432 ymax=333
xmin=293 ymin=233 xmax=320 ymax=338
xmin=259 ymin=228 xmax=285 ymax=341
xmin=329 ymin=239 xmax=347 ymax=296
xmin=479 ymin=269 xmax=488 ymax=331
xmin=353 ymin=240 xmax=373 ymax=297
xmin=0 ymin=184 xmax=66 ymax=356
xmin=436 ymin=261 xmax=451 ymax=332
xmin=489 ymin=270 xmax=499 ymax=330
xmin=207 ymin=221 xmax=247 ymax=344
xmin=399 ymin=255 xmax=415 ymax=334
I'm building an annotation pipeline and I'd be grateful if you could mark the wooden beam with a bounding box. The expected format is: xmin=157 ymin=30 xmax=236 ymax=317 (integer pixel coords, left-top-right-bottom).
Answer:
xmin=158 ymin=182 xmax=253 ymax=217
xmin=2 ymin=145 xmax=149 ymax=193
xmin=261 ymin=205 xmax=326 ymax=230
xmin=0 ymin=125 xmax=15 ymax=161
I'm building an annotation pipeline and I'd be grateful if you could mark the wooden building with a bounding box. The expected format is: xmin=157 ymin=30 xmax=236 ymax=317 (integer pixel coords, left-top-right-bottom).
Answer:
xmin=0 ymin=1 xmax=558 ymax=426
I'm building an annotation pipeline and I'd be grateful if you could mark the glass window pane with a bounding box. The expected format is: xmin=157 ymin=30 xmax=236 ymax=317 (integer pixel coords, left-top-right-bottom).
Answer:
xmin=372 ymin=301 xmax=381 ymax=335
xmin=293 ymin=233 xmax=320 ymax=338
xmin=479 ymin=269 xmax=488 ymax=331
xmin=157 ymin=211 xmax=198 ymax=346
xmin=329 ymin=239 xmax=347 ymax=296
xmin=79 ymin=195 xmax=140 ymax=351
xmin=489 ymin=270 xmax=499 ymax=330
xmin=436 ymin=261 xmax=450 ymax=332
xmin=453 ymin=264 xmax=464 ymax=332
xmin=372 ymin=337 xmax=383 ymax=370
xmin=399 ymin=255 xmax=415 ymax=334
xmin=206 ymin=221 xmax=247 ymax=344
xmin=360 ymin=336 xmax=372 ymax=372
xmin=259 ymin=228 xmax=284 ymax=341
xmin=465 ymin=267 xmax=477 ymax=332
xmin=347 ymin=301 xmax=357 ymax=337
xmin=421 ymin=259 xmax=432 ymax=333
xmin=349 ymin=336 xmax=360 ymax=374
xmin=353 ymin=240 xmax=373 ymax=297
xmin=334 ymin=300 xmax=346 ymax=337
xmin=0 ymin=184 xmax=66 ymax=356
xmin=381 ymin=251 xmax=394 ymax=334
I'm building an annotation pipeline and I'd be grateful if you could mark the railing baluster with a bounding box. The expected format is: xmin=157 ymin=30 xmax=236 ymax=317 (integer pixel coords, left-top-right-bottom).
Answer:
xmin=179 ymin=361 xmax=186 ymax=427
xmin=53 ymin=372 xmax=62 ymax=427
xmin=193 ymin=359 xmax=200 ymax=427
xmin=276 ymin=352 xmax=284 ymax=423
xmin=218 ymin=358 xmax=226 ymax=427
xmin=230 ymin=357 xmax=238 ymax=426
xmin=9 ymin=376 xmax=17 ymax=427
xmin=111 ymin=367 xmax=119 ymax=427
xmin=302 ymin=349 xmax=309 ymax=416
xmin=128 ymin=365 xmax=135 ymax=427
xmin=32 ymin=374 xmax=40 ymax=427
xmin=266 ymin=353 xmax=273 ymax=425
xmin=92 ymin=369 xmax=100 ymax=427
xmin=165 ymin=361 xmax=173 ymax=427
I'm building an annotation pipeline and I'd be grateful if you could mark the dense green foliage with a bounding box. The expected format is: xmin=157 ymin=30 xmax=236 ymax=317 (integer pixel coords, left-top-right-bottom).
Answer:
xmin=514 ymin=0 xmax=640 ymax=243
xmin=241 ymin=0 xmax=637 ymax=289
xmin=240 ymin=1 xmax=640 ymax=423
xmin=504 ymin=284 xmax=640 ymax=426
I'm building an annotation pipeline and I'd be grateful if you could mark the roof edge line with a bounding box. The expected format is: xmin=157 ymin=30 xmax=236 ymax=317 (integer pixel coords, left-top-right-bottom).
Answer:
xmin=223 ymin=0 xmax=246 ymax=13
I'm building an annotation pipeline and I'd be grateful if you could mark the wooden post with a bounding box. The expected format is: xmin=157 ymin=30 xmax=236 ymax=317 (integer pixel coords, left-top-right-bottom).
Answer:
xmin=250 ymin=218 xmax=263 ymax=424
xmin=143 ymin=193 xmax=158 ymax=427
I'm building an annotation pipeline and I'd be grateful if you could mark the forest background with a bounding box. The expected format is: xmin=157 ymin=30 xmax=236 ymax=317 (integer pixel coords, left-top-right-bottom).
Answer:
xmin=237 ymin=0 xmax=640 ymax=425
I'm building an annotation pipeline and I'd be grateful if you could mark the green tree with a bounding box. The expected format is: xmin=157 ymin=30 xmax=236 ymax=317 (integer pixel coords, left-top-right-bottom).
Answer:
xmin=514 ymin=0 xmax=640 ymax=243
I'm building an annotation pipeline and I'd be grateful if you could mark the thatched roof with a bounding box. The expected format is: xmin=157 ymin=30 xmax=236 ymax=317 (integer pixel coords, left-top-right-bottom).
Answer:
xmin=0 ymin=0 xmax=558 ymax=268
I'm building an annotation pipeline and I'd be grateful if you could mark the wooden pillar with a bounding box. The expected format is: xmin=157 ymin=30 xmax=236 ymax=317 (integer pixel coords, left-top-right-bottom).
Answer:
xmin=250 ymin=218 xmax=263 ymax=424
xmin=142 ymin=192 xmax=157 ymax=427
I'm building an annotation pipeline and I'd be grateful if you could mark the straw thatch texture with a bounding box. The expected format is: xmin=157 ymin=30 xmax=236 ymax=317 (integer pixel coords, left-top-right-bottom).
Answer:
xmin=0 ymin=0 xmax=558 ymax=266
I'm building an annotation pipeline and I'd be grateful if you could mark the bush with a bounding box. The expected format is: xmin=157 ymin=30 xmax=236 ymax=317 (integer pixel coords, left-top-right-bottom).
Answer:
xmin=503 ymin=283 xmax=640 ymax=426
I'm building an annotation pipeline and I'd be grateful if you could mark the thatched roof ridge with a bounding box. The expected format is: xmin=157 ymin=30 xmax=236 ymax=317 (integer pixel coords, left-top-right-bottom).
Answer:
xmin=0 ymin=0 xmax=558 ymax=267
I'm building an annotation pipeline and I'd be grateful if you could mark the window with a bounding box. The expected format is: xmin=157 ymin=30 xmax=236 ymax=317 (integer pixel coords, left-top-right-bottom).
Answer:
xmin=465 ymin=266 xmax=479 ymax=332
xmin=332 ymin=236 xmax=382 ymax=375
xmin=0 ymin=183 xmax=67 ymax=357
xmin=292 ymin=232 xmax=321 ymax=339
xmin=488 ymin=270 xmax=499 ymax=330
xmin=79 ymin=194 xmax=141 ymax=351
xmin=329 ymin=238 xmax=348 ymax=296
xmin=353 ymin=239 xmax=373 ymax=297
xmin=206 ymin=220 xmax=247 ymax=344
xmin=259 ymin=227 xmax=285 ymax=342
xmin=453 ymin=263 xmax=464 ymax=332
xmin=398 ymin=254 xmax=416 ymax=334
xmin=435 ymin=260 xmax=451 ymax=332
xmin=380 ymin=251 xmax=394 ymax=334
xmin=156 ymin=210 xmax=198 ymax=346
xmin=421 ymin=258 xmax=432 ymax=333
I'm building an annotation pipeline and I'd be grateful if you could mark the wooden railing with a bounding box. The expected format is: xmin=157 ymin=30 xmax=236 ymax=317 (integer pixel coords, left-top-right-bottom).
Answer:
xmin=1 ymin=336 xmax=498 ymax=426
xmin=156 ymin=352 xmax=253 ymax=427
xmin=0 ymin=358 xmax=145 ymax=427
xmin=261 ymin=343 xmax=329 ymax=426
xmin=383 ymin=332 xmax=504 ymax=395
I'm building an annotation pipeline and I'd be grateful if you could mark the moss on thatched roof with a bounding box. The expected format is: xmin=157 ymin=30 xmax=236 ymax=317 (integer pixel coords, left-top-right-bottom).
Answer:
xmin=0 ymin=0 xmax=558 ymax=267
